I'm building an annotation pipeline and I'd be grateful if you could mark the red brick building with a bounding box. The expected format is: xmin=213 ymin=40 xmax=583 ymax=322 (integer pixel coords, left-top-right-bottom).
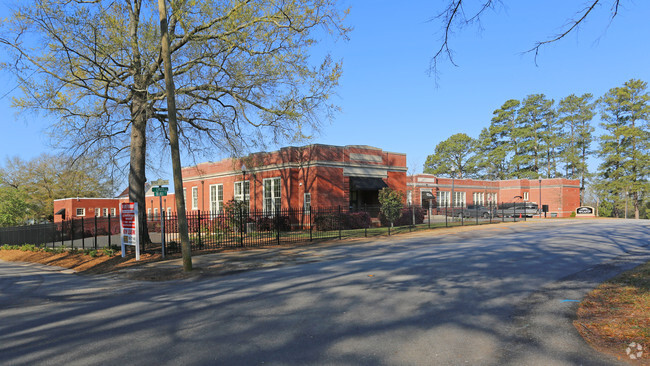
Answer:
xmin=181 ymin=144 xmax=407 ymax=214
xmin=408 ymin=174 xmax=581 ymax=218
xmin=53 ymin=185 xmax=178 ymax=223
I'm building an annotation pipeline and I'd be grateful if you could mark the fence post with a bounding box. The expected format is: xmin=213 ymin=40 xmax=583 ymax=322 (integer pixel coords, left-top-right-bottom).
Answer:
xmin=69 ymin=218 xmax=73 ymax=249
xmin=476 ymin=205 xmax=479 ymax=225
xmin=445 ymin=203 xmax=448 ymax=227
xmin=276 ymin=207 xmax=280 ymax=245
xmin=338 ymin=205 xmax=342 ymax=240
xmin=239 ymin=207 xmax=244 ymax=247
xmin=81 ymin=217 xmax=85 ymax=250
xmin=94 ymin=215 xmax=98 ymax=250
xmin=108 ymin=214 xmax=112 ymax=248
xmin=197 ymin=211 xmax=202 ymax=248
xmin=309 ymin=207 xmax=313 ymax=241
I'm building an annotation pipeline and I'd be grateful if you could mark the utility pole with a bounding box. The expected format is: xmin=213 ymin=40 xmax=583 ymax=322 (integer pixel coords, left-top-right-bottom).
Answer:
xmin=157 ymin=0 xmax=192 ymax=271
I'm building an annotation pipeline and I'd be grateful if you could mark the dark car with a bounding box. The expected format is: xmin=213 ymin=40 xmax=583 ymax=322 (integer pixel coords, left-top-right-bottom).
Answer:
xmin=456 ymin=205 xmax=496 ymax=219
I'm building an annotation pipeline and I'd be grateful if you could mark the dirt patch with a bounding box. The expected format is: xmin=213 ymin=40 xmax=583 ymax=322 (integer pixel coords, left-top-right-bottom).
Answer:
xmin=0 ymin=249 xmax=165 ymax=275
xmin=574 ymin=261 xmax=650 ymax=365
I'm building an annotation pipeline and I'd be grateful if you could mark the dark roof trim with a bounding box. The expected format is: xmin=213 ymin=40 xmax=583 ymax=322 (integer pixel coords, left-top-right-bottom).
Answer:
xmin=349 ymin=177 xmax=388 ymax=191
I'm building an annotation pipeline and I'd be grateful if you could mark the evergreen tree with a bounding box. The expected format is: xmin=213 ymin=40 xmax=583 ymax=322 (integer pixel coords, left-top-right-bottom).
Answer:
xmin=557 ymin=93 xmax=595 ymax=203
xmin=597 ymin=79 xmax=650 ymax=219
xmin=476 ymin=99 xmax=519 ymax=179
xmin=424 ymin=133 xmax=478 ymax=178
xmin=512 ymin=94 xmax=555 ymax=179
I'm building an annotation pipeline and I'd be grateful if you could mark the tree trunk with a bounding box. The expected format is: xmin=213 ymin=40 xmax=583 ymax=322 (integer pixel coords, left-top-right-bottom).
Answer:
xmin=158 ymin=0 xmax=192 ymax=271
xmin=129 ymin=93 xmax=152 ymax=248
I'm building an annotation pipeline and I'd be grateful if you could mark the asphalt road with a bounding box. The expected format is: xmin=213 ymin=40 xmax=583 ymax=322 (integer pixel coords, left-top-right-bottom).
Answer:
xmin=1 ymin=219 xmax=649 ymax=366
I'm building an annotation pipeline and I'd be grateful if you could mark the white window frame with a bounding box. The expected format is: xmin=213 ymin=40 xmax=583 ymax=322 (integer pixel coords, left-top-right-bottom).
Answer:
xmin=523 ymin=191 xmax=529 ymax=201
xmin=407 ymin=190 xmax=413 ymax=205
xmin=192 ymin=186 xmax=199 ymax=210
xmin=110 ymin=208 xmax=116 ymax=216
xmin=153 ymin=208 xmax=159 ymax=219
xmin=263 ymin=177 xmax=281 ymax=214
xmin=304 ymin=192 xmax=311 ymax=213
xmin=102 ymin=208 xmax=109 ymax=217
xmin=437 ymin=191 xmax=450 ymax=208
xmin=167 ymin=207 xmax=172 ymax=217
xmin=234 ymin=181 xmax=250 ymax=203
xmin=147 ymin=208 xmax=152 ymax=220
xmin=76 ymin=208 xmax=86 ymax=217
xmin=95 ymin=207 xmax=101 ymax=217
xmin=209 ymin=184 xmax=224 ymax=214
xmin=453 ymin=191 xmax=466 ymax=208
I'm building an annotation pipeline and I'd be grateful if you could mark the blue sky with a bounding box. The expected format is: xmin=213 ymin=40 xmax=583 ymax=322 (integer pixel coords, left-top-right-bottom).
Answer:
xmin=1 ymin=0 xmax=649 ymax=182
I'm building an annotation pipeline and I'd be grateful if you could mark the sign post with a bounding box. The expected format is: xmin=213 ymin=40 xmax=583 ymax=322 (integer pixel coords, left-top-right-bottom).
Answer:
xmin=151 ymin=179 xmax=169 ymax=258
xmin=120 ymin=202 xmax=140 ymax=261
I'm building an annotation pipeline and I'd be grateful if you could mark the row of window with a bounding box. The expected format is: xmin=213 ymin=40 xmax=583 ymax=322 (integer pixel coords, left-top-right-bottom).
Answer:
xmin=183 ymin=178 xmax=300 ymax=214
xmin=74 ymin=207 xmax=118 ymax=217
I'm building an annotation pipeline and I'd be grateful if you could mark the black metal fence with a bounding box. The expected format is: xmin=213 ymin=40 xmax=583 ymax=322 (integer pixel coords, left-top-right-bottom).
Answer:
xmin=0 ymin=202 xmax=533 ymax=252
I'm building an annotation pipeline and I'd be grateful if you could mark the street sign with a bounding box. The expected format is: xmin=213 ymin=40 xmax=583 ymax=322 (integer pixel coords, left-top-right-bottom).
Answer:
xmin=151 ymin=179 xmax=169 ymax=186
xmin=152 ymin=186 xmax=168 ymax=196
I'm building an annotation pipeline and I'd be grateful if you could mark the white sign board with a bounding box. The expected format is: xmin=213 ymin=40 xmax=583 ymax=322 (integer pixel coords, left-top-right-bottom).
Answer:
xmin=120 ymin=202 xmax=140 ymax=260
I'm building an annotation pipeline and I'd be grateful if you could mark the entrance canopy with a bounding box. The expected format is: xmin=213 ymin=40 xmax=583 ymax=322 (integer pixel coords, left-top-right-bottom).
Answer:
xmin=422 ymin=191 xmax=435 ymax=200
xmin=349 ymin=177 xmax=388 ymax=191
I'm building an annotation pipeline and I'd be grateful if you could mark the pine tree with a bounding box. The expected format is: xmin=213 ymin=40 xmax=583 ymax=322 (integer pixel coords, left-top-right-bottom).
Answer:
xmin=557 ymin=93 xmax=595 ymax=203
xmin=512 ymin=94 xmax=555 ymax=179
xmin=597 ymin=79 xmax=650 ymax=219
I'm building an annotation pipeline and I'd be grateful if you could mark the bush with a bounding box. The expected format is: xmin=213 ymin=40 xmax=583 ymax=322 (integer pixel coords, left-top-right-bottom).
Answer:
xmin=255 ymin=215 xmax=291 ymax=232
xmin=570 ymin=211 xmax=577 ymax=217
xmin=102 ymin=247 xmax=116 ymax=257
xmin=313 ymin=211 xmax=371 ymax=231
xmin=380 ymin=207 xmax=425 ymax=227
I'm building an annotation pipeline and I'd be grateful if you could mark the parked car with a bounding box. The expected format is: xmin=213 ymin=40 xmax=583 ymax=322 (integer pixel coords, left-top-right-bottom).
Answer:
xmin=496 ymin=202 xmax=539 ymax=218
xmin=452 ymin=205 xmax=496 ymax=219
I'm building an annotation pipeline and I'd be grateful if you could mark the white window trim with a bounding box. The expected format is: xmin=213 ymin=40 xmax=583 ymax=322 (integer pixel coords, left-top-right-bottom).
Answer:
xmin=76 ymin=208 xmax=86 ymax=217
xmin=95 ymin=207 xmax=101 ymax=217
xmin=192 ymin=186 xmax=199 ymax=210
xmin=263 ymin=177 xmax=281 ymax=214
xmin=209 ymin=184 xmax=224 ymax=214
xmin=110 ymin=208 xmax=116 ymax=216
xmin=304 ymin=192 xmax=311 ymax=212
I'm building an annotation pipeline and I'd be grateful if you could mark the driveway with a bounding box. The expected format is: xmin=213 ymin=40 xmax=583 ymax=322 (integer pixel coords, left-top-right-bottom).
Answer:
xmin=1 ymin=219 xmax=648 ymax=365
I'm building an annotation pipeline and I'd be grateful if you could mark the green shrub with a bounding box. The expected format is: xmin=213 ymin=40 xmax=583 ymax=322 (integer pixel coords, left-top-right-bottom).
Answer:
xmin=88 ymin=250 xmax=98 ymax=258
xmin=102 ymin=247 xmax=116 ymax=257
xmin=570 ymin=211 xmax=577 ymax=217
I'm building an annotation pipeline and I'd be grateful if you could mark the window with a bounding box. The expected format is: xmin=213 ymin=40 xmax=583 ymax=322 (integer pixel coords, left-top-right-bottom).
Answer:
xmin=437 ymin=191 xmax=450 ymax=207
xmin=407 ymin=191 xmax=413 ymax=205
xmin=102 ymin=208 xmax=109 ymax=217
xmin=167 ymin=207 xmax=172 ymax=217
xmin=523 ymin=191 xmax=529 ymax=201
xmin=95 ymin=208 xmax=101 ymax=217
xmin=304 ymin=193 xmax=311 ymax=213
xmin=153 ymin=208 xmax=159 ymax=219
xmin=453 ymin=191 xmax=466 ymax=208
xmin=209 ymin=184 xmax=224 ymax=214
xmin=76 ymin=208 xmax=86 ymax=216
xmin=234 ymin=181 xmax=250 ymax=204
xmin=472 ymin=192 xmax=485 ymax=206
xmin=147 ymin=208 xmax=152 ymax=220
xmin=192 ymin=186 xmax=199 ymax=210
xmin=110 ymin=208 xmax=116 ymax=216
xmin=486 ymin=193 xmax=498 ymax=205
xmin=263 ymin=177 xmax=281 ymax=214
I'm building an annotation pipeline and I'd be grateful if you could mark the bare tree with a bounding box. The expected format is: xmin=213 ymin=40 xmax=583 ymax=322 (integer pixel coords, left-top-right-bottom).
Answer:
xmin=1 ymin=0 xmax=349 ymax=245
xmin=430 ymin=0 xmax=622 ymax=75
